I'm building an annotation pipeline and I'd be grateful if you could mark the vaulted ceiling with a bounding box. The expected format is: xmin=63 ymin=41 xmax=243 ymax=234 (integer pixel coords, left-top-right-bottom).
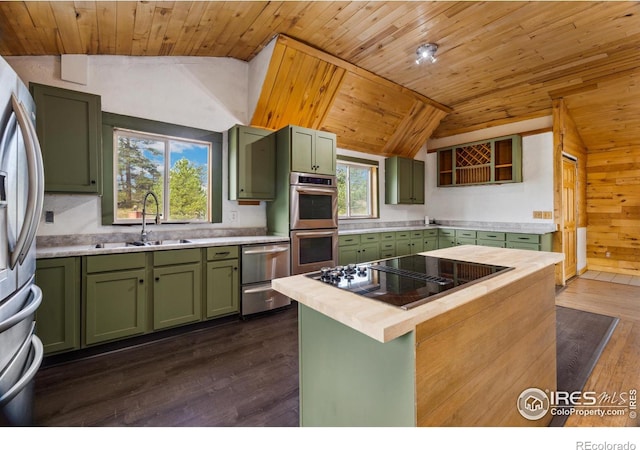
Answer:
xmin=1 ymin=1 xmax=639 ymax=153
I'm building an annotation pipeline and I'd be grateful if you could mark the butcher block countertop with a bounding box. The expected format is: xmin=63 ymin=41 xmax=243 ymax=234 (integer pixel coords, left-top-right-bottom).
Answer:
xmin=272 ymin=245 xmax=564 ymax=343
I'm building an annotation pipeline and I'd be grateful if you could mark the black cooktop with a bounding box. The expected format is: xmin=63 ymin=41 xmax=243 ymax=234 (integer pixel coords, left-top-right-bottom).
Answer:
xmin=306 ymin=254 xmax=513 ymax=310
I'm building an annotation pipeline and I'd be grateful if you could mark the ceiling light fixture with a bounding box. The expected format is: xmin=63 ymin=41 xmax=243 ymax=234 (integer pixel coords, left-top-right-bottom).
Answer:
xmin=415 ymin=43 xmax=438 ymax=64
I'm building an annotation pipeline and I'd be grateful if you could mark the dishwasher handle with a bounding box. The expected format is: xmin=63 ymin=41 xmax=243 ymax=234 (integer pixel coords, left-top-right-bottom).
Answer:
xmin=243 ymin=246 xmax=290 ymax=255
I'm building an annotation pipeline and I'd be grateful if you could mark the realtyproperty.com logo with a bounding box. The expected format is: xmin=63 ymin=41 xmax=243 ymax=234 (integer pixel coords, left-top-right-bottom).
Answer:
xmin=517 ymin=387 xmax=637 ymax=420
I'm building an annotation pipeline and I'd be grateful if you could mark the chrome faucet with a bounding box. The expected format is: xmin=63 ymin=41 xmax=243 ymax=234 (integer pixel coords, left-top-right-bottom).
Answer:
xmin=141 ymin=191 xmax=160 ymax=243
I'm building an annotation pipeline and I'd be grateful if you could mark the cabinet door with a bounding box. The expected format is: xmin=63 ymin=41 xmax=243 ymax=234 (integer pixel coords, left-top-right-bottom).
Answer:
xmin=290 ymin=126 xmax=315 ymax=173
xmin=35 ymin=258 xmax=80 ymax=354
xmin=409 ymin=239 xmax=424 ymax=254
xmin=206 ymin=260 xmax=239 ymax=318
xmin=314 ymin=130 xmax=337 ymax=175
xmin=31 ymin=83 xmax=101 ymax=193
xmin=397 ymin=157 xmax=415 ymax=204
xmin=153 ymin=263 xmax=202 ymax=330
xmin=85 ymin=269 xmax=146 ymax=345
xmin=358 ymin=243 xmax=380 ymax=263
xmin=339 ymin=246 xmax=359 ymax=266
xmin=231 ymin=126 xmax=275 ymax=200
xmin=411 ymin=160 xmax=425 ymax=204
xmin=396 ymin=240 xmax=412 ymax=256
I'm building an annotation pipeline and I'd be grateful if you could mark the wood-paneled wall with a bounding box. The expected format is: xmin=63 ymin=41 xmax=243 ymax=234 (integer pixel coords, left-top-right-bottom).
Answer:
xmin=552 ymin=99 xmax=588 ymax=282
xmin=587 ymin=145 xmax=640 ymax=275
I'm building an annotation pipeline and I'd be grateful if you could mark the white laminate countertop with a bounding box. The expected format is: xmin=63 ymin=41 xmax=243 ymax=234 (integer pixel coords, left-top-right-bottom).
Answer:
xmin=272 ymin=245 xmax=564 ymax=343
xmin=36 ymin=235 xmax=290 ymax=258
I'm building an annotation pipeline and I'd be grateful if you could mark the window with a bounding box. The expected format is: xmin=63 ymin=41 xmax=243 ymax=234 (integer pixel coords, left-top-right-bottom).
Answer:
xmin=114 ymin=128 xmax=211 ymax=223
xmin=336 ymin=157 xmax=379 ymax=219
xmin=101 ymin=113 xmax=223 ymax=225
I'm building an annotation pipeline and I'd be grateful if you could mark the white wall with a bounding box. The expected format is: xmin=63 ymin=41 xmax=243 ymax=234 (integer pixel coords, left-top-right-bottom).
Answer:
xmin=6 ymin=55 xmax=266 ymax=235
xmin=337 ymin=147 xmax=428 ymax=226
xmin=426 ymin=131 xmax=555 ymax=225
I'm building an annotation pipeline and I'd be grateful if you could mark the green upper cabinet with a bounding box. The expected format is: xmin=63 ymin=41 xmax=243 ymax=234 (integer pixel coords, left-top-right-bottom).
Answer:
xmin=278 ymin=125 xmax=337 ymax=175
xmin=228 ymin=125 xmax=276 ymax=201
xmin=437 ymin=134 xmax=522 ymax=187
xmin=30 ymin=83 xmax=102 ymax=194
xmin=385 ymin=156 xmax=425 ymax=204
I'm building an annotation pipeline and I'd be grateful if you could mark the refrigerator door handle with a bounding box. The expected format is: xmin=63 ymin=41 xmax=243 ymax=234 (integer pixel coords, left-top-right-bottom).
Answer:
xmin=9 ymin=94 xmax=44 ymax=269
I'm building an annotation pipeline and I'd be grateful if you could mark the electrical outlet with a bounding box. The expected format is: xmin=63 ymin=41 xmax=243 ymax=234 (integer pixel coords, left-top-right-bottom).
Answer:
xmin=230 ymin=210 xmax=238 ymax=223
xmin=605 ymin=251 xmax=611 ymax=258
xmin=533 ymin=211 xmax=543 ymax=219
xmin=45 ymin=210 xmax=54 ymax=223
xmin=542 ymin=211 xmax=553 ymax=219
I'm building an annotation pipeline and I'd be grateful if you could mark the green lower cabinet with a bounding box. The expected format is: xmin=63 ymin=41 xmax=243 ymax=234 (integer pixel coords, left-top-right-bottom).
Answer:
xmin=206 ymin=259 xmax=239 ymax=318
xmin=380 ymin=242 xmax=396 ymax=259
xmin=153 ymin=263 xmax=202 ymax=330
xmin=338 ymin=245 xmax=359 ymax=266
xmin=84 ymin=269 xmax=147 ymax=346
xmin=35 ymin=257 xmax=81 ymax=354
xmin=423 ymin=238 xmax=438 ymax=251
xmin=438 ymin=237 xmax=456 ymax=248
xmin=506 ymin=241 xmax=540 ymax=251
xmin=358 ymin=242 xmax=380 ymax=263
xmin=396 ymin=240 xmax=412 ymax=256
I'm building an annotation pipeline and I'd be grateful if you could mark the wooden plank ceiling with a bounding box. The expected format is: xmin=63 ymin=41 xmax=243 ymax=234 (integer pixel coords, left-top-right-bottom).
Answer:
xmin=1 ymin=1 xmax=640 ymax=155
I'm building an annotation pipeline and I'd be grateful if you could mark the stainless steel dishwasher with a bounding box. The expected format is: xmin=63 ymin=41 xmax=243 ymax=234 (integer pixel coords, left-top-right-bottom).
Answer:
xmin=241 ymin=243 xmax=291 ymax=316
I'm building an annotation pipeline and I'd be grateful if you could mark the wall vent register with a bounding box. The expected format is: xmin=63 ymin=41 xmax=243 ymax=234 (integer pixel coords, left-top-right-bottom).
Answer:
xmin=306 ymin=254 xmax=513 ymax=310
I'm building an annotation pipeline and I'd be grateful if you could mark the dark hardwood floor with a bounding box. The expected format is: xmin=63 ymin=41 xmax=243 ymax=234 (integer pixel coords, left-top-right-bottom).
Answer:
xmin=33 ymin=306 xmax=299 ymax=427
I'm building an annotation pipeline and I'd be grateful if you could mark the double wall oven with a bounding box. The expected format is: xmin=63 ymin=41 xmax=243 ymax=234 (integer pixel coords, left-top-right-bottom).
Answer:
xmin=289 ymin=172 xmax=338 ymax=275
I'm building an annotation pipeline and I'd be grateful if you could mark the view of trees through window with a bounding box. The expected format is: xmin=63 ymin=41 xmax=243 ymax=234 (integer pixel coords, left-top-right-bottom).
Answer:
xmin=115 ymin=129 xmax=210 ymax=222
xmin=337 ymin=161 xmax=377 ymax=218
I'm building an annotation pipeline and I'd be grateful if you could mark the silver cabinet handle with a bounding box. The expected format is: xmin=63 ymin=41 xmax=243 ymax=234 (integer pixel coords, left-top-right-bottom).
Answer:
xmin=10 ymin=94 xmax=44 ymax=268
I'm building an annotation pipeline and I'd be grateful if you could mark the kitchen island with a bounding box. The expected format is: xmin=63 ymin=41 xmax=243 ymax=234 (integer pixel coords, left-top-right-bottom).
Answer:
xmin=271 ymin=245 xmax=564 ymax=426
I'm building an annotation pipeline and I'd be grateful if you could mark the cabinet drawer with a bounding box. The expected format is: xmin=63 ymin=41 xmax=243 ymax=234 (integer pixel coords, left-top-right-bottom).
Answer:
xmin=456 ymin=237 xmax=477 ymax=246
xmin=380 ymin=242 xmax=395 ymax=252
xmin=478 ymin=239 xmax=506 ymax=248
xmin=86 ymin=253 xmax=146 ymax=273
xmin=206 ymin=246 xmax=239 ymax=261
xmin=153 ymin=248 xmax=201 ymax=266
xmin=395 ymin=231 xmax=411 ymax=239
xmin=439 ymin=229 xmax=455 ymax=237
xmin=380 ymin=232 xmax=396 ymax=242
xmin=506 ymin=233 xmax=541 ymax=244
xmin=360 ymin=233 xmax=380 ymax=243
xmin=477 ymin=231 xmax=506 ymax=241
xmin=423 ymin=229 xmax=438 ymax=237
xmin=339 ymin=235 xmax=360 ymax=246
xmin=455 ymin=229 xmax=477 ymax=239
xmin=410 ymin=230 xmax=423 ymax=239
xmin=507 ymin=242 xmax=540 ymax=251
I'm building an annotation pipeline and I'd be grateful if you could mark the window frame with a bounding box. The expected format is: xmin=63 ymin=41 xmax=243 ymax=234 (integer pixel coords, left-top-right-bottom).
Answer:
xmin=336 ymin=156 xmax=379 ymax=220
xmin=101 ymin=112 xmax=222 ymax=225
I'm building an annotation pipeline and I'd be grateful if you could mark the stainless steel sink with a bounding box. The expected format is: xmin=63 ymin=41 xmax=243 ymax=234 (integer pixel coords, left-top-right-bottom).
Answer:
xmin=93 ymin=239 xmax=191 ymax=249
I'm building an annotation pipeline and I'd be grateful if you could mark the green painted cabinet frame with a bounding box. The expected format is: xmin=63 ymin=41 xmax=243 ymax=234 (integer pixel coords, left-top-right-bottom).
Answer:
xmin=228 ymin=125 xmax=276 ymax=201
xmin=385 ymin=156 xmax=425 ymax=204
xmin=35 ymin=257 xmax=81 ymax=354
xmin=30 ymin=83 xmax=102 ymax=194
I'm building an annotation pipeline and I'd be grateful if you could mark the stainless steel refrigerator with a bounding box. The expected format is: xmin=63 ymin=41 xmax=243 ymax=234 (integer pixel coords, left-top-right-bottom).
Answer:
xmin=0 ymin=56 xmax=45 ymax=425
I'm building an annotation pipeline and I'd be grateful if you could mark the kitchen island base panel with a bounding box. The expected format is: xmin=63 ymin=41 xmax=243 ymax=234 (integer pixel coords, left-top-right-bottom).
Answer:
xmin=416 ymin=265 xmax=556 ymax=426
xmin=299 ymin=304 xmax=416 ymax=427
xmin=297 ymin=264 xmax=557 ymax=427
